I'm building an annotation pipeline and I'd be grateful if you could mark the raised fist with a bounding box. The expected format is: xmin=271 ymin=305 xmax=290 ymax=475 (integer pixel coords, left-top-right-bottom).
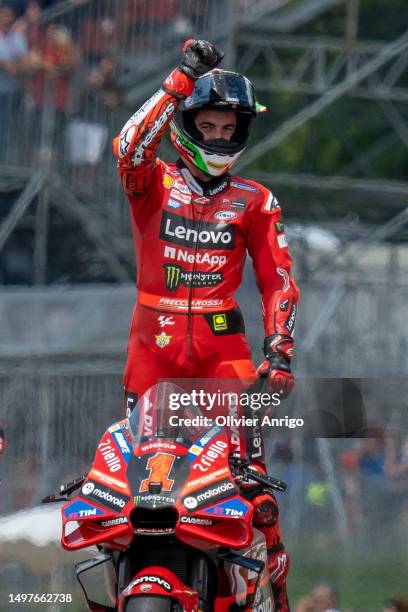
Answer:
xmin=179 ymin=39 xmax=224 ymax=80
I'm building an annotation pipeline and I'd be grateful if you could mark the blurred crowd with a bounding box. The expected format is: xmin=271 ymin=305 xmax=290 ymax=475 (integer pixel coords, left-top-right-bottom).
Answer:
xmin=0 ymin=0 xmax=223 ymax=283
xmin=293 ymin=583 xmax=408 ymax=612
xmin=272 ymin=430 xmax=408 ymax=535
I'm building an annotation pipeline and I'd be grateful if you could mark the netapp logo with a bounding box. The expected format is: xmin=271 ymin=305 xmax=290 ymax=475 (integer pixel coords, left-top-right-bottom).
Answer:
xmin=82 ymin=480 xmax=130 ymax=512
xmin=160 ymin=211 xmax=235 ymax=250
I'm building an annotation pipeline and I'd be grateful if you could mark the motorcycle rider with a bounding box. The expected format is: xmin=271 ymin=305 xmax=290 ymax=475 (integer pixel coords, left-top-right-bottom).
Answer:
xmin=113 ymin=39 xmax=299 ymax=610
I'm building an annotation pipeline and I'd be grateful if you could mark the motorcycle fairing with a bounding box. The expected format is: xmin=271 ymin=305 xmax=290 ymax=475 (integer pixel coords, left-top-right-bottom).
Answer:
xmin=119 ymin=566 xmax=199 ymax=612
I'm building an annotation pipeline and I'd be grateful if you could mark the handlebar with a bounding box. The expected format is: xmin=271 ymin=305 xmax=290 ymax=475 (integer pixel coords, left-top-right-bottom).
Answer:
xmin=41 ymin=474 xmax=87 ymax=504
xmin=229 ymin=456 xmax=287 ymax=493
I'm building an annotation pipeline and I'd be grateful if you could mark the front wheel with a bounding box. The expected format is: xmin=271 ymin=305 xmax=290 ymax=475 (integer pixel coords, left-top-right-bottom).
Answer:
xmin=125 ymin=596 xmax=180 ymax=611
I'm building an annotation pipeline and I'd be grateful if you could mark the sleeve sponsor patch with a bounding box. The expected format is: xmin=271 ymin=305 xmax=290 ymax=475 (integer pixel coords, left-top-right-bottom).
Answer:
xmin=277 ymin=234 xmax=288 ymax=248
xmin=261 ymin=190 xmax=280 ymax=213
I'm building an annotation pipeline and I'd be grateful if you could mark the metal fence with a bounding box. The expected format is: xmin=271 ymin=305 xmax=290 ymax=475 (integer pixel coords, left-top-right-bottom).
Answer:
xmin=0 ymin=0 xmax=252 ymax=236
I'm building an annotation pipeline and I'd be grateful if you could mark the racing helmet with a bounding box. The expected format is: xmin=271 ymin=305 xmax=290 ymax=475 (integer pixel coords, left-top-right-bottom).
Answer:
xmin=170 ymin=69 xmax=263 ymax=177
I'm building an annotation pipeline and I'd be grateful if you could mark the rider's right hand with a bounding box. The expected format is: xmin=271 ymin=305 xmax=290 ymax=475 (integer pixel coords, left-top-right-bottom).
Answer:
xmin=178 ymin=39 xmax=224 ymax=80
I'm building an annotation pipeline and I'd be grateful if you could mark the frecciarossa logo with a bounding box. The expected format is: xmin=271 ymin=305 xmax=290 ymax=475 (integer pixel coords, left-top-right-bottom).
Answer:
xmin=160 ymin=211 xmax=236 ymax=250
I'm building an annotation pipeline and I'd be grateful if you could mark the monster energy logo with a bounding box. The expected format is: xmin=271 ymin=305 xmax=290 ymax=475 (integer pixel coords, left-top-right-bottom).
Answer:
xmin=164 ymin=265 xmax=223 ymax=292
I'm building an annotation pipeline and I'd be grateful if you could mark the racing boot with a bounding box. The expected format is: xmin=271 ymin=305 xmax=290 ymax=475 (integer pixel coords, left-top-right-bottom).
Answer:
xmin=242 ymin=464 xmax=290 ymax=612
xmin=252 ymin=490 xmax=290 ymax=612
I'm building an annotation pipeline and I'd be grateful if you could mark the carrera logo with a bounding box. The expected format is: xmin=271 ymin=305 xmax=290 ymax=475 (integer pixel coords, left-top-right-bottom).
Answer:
xmin=132 ymin=576 xmax=172 ymax=592
xmin=180 ymin=516 xmax=214 ymax=526
xmin=101 ymin=516 xmax=128 ymax=527
xmin=164 ymin=264 xmax=223 ymax=291
xmin=160 ymin=211 xmax=235 ymax=250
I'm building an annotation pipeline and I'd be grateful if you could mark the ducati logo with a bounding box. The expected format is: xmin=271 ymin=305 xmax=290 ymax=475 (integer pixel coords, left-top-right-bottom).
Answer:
xmin=155 ymin=331 xmax=172 ymax=348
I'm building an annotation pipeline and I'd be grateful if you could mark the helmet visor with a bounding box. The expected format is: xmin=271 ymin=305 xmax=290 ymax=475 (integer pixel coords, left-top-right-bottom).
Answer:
xmin=181 ymin=72 xmax=257 ymax=115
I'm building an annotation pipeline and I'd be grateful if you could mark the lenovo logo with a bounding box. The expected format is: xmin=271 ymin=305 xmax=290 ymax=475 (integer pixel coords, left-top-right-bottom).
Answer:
xmin=160 ymin=211 xmax=235 ymax=250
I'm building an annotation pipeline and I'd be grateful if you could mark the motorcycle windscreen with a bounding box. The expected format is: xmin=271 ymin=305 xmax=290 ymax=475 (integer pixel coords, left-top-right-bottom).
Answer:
xmin=127 ymin=382 xmax=231 ymax=511
xmin=128 ymin=382 xmax=212 ymax=448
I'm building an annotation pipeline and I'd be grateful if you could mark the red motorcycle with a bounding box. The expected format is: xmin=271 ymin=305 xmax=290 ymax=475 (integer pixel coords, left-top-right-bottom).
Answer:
xmin=43 ymin=382 xmax=287 ymax=611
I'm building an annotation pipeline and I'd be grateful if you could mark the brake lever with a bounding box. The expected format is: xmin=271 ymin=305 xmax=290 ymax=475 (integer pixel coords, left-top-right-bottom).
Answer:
xmin=42 ymin=474 xmax=87 ymax=503
xmin=245 ymin=466 xmax=287 ymax=492
xmin=229 ymin=456 xmax=287 ymax=492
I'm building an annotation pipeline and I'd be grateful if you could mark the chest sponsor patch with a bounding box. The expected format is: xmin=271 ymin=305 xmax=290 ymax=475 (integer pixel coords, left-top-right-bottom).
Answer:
xmin=215 ymin=210 xmax=237 ymax=221
xmin=167 ymin=198 xmax=183 ymax=209
xmin=160 ymin=211 xmax=236 ymax=250
xmin=164 ymin=264 xmax=223 ymax=291
xmin=170 ymin=188 xmax=191 ymax=204
xmin=230 ymin=181 xmax=259 ymax=192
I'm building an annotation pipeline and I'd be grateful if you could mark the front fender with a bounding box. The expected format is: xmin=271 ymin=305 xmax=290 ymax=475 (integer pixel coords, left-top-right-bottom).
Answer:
xmin=119 ymin=566 xmax=199 ymax=611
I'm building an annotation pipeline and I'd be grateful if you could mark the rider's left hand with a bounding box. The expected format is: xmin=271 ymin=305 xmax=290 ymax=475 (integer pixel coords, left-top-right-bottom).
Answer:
xmin=256 ymin=355 xmax=294 ymax=398
xmin=257 ymin=333 xmax=295 ymax=398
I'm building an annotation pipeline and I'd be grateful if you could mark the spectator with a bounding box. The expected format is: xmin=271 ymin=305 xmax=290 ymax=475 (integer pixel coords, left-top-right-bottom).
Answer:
xmin=66 ymin=54 xmax=123 ymax=198
xmin=30 ymin=23 xmax=80 ymax=156
xmin=31 ymin=23 xmax=80 ymax=110
xmin=127 ymin=0 xmax=178 ymax=53
xmin=79 ymin=14 xmax=118 ymax=65
xmin=87 ymin=54 xmax=124 ymax=110
xmin=14 ymin=0 xmax=43 ymax=50
xmin=384 ymin=598 xmax=408 ymax=612
xmin=0 ymin=3 xmax=28 ymax=156
xmin=384 ymin=433 xmax=408 ymax=524
xmin=309 ymin=584 xmax=340 ymax=612
xmin=294 ymin=583 xmax=340 ymax=612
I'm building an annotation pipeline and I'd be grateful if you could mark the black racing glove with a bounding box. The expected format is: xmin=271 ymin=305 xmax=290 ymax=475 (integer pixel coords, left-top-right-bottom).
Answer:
xmin=178 ymin=38 xmax=224 ymax=80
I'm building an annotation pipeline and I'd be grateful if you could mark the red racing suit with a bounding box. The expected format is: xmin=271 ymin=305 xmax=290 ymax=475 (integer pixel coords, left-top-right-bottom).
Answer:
xmin=113 ymin=66 xmax=299 ymax=611
xmin=113 ymin=68 xmax=299 ymax=401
